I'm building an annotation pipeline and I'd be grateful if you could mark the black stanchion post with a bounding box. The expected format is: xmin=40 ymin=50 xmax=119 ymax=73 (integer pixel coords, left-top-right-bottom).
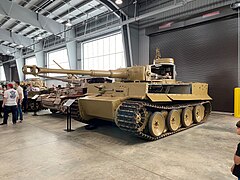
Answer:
xmin=69 ymin=106 xmax=71 ymax=131
xmin=32 ymin=95 xmax=39 ymax=116
xmin=67 ymin=106 xmax=70 ymax=131
xmin=64 ymin=99 xmax=75 ymax=132
xmin=33 ymin=99 xmax=37 ymax=116
xmin=65 ymin=107 xmax=69 ymax=131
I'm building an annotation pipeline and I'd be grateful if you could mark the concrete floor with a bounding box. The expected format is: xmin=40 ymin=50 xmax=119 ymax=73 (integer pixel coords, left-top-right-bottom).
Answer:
xmin=0 ymin=111 xmax=239 ymax=180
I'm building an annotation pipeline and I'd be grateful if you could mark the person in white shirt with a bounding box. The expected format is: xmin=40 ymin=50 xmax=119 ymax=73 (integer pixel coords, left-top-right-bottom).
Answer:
xmin=0 ymin=83 xmax=18 ymax=125
xmin=15 ymin=81 xmax=23 ymax=122
xmin=0 ymin=85 xmax=3 ymax=118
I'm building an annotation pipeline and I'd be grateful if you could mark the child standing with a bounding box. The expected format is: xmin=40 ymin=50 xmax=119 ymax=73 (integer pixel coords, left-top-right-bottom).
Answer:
xmin=232 ymin=121 xmax=240 ymax=179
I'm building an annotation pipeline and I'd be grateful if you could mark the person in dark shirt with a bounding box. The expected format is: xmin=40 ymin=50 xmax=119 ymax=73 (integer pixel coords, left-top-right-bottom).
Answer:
xmin=232 ymin=120 xmax=240 ymax=179
xmin=22 ymin=86 xmax=28 ymax=113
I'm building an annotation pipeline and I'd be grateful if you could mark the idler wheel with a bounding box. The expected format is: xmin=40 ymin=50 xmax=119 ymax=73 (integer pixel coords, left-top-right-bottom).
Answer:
xmin=167 ymin=109 xmax=181 ymax=132
xmin=29 ymin=102 xmax=34 ymax=111
xmin=36 ymin=102 xmax=40 ymax=110
xmin=148 ymin=112 xmax=166 ymax=137
xmin=193 ymin=105 xmax=205 ymax=123
xmin=181 ymin=107 xmax=193 ymax=127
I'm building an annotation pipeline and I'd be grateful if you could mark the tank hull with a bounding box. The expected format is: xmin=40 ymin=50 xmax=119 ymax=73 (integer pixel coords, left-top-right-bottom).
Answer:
xmin=42 ymin=94 xmax=84 ymax=114
xmin=27 ymin=91 xmax=48 ymax=111
xmin=74 ymin=81 xmax=212 ymax=140
xmin=77 ymin=82 xmax=211 ymax=121
xmin=78 ymin=96 xmax=126 ymax=121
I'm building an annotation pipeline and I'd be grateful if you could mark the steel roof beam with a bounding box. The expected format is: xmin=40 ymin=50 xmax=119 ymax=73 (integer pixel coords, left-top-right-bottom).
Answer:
xmin=0 ymin=16 xmax=10 ymax=27
xmin=42 ymin=0 xmax=71 ymax=16
xmin=98 ymin=0 xmax=127 ymax=18
xmin=31 ymin=0 xmax=54 ymax=12
xmin=0 ymin=0 xmax=65 ymax=35
xmin=65 ymin=4 xmax=104 ymax=23
xmin=52 ymin=0 xmax=92 ymax=20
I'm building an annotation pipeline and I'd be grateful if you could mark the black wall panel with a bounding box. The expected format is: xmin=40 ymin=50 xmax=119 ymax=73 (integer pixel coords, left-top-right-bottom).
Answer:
xmin=149 ymin=18 xmax=238 ymax=112
xmin=11 ymin=66 xmax=19 ymax=82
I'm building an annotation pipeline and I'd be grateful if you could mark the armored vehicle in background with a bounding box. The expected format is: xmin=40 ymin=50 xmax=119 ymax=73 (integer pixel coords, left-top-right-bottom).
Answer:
xmin=23 ymin=49 xmax=212 ymax=140
xmin=35 ymin=70 xmax=111 ymax=114
xmin=34 ymin=60 xmax=112 ymax=114
xmin=21 ymin=78 xmax=49 ymax=111
xmin=41 ymin=85 xmax=85 ymax=114
xmin=21 ymin=78 xmax=45 ymax=88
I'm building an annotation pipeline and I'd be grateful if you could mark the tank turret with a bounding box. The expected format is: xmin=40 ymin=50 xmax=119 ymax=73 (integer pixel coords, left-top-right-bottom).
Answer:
xmin=23 ymin=58 xmax=176 ymax=82
xmin=22 ymin=49 xmax=212 ymax=141
xmin=21 ymin=78 xmax=46 ymax=89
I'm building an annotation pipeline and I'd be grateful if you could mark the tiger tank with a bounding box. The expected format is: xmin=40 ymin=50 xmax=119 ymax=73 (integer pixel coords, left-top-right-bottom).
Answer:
xmin=22 ymin=49 xmax=212 ymax=141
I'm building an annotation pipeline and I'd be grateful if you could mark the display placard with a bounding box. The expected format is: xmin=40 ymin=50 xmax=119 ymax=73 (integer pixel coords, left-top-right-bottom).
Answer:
xmin=31 ymin=95 xmax=39 ymax=100
xmin=63 ymin=99 xmax=76 ymax=107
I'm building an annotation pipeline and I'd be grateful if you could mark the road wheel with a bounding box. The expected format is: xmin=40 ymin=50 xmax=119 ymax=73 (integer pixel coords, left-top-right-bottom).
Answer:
xmin=167 ymin=109 xmax=181 ymax=132
xmin=193 ymin=105 xmax=205 ymax=123
xmin=181 ymin=107 xmax=193 ymax=127
xmin=148 ymin=112 xmax=166 ymax=137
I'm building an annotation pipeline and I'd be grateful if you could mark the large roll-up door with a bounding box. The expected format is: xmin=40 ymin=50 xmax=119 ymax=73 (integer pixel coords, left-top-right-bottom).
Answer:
xmin=149 ymin=18 xmax=238 ymax=112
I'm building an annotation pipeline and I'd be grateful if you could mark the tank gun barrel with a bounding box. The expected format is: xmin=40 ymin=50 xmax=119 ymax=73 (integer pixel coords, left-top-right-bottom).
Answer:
xmin=37 ymin=75 xmax=81 ymax=85
xmin=22 ymin=65 xmax=129 ymax=79
xmin=22 ymin=51 xmax=178 ymax=82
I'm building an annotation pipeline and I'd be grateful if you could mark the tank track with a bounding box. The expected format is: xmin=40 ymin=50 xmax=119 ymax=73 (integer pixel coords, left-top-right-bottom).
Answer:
xmin=69 ymin=99 xmax=88 ymax=121
xmin=115 ymin=101 xmax=211 ymax=141
xmin=70 ymin=99 xmax=81 ymax=121
xmin=70 ymin=99 xmax=97 ymax=125
xmin=28 ymin=100 xmax=43 ymax=111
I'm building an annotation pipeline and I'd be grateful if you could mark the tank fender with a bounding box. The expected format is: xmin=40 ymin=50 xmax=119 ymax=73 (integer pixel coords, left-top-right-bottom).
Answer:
xmin=167 ymin=94 xmax=212 ymax=101
xmin=147 ymin=93 xmax=172 ymax=102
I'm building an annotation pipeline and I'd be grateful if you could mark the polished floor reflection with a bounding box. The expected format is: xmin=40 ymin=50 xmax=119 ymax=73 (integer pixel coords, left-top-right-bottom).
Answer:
xmin=0 ymin=111 xmax=238 ymax=180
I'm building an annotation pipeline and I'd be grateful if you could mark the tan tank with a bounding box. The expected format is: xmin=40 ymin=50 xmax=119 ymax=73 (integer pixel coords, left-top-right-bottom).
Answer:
xmin=21 ymin=78 xmax=49 ymax=111
xmin=41 ymin=86 xmax=85 ymax=114
xmin=23 ymin=49 xmax=212 ymax=140
xmin=21 ymin=78 xmax=46 ymax=90
xmin=35 ymin=60 xmax=111 ymax=114
xmin=34 ymin=75 xmax=86 ymax=114
xmin=35 ymin=70 xmax=111 ymax=114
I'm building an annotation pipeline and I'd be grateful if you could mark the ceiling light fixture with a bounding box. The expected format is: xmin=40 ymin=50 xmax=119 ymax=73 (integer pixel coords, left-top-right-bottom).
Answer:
xmin=36 ymin=36 xmax=43 ymax=40
xmin=58 ymin=19 xmax=64 ymax=23
xmin=231 ymin=1 xmax=240 ymax=10
xmin=66 ymin=19 xmax=72 ymax=27
xmin=115 ymin=0 xmax=123 ymax=5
